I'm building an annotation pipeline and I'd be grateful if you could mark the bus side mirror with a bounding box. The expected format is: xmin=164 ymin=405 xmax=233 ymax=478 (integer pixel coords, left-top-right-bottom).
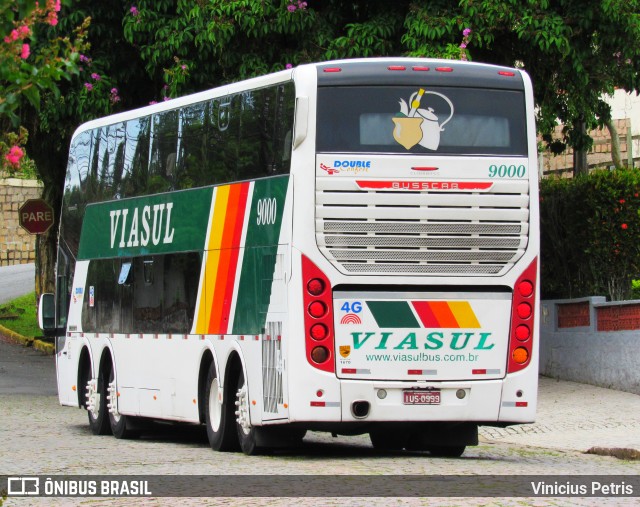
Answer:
xmin=38 ymin=293 xmax=55 ymax=333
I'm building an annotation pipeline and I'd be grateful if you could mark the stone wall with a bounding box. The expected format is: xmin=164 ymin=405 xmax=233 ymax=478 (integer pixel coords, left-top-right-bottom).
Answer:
xmin=540 ymin=296 xmax=640 ymax=395
xmin=540 ymin=118 xmax=638 ymax=177
xmin=0 ymin=178 xmax=43 ymax=266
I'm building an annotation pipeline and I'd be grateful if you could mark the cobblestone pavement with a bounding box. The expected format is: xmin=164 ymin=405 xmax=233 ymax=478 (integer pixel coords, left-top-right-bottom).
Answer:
xmin=0 ymin=348 xmax=639 ymax=506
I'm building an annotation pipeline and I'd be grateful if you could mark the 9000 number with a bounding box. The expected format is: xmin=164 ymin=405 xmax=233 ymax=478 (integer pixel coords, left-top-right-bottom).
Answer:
xmin=488 ymin=164 xmax=526 ymax=178
xmin=256 ymin=197 xmax=277 ymax=226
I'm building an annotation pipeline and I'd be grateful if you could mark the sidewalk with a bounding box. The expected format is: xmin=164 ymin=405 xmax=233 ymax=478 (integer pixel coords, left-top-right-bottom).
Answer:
xmin=480 ymin=376 xmax=640 ymax=455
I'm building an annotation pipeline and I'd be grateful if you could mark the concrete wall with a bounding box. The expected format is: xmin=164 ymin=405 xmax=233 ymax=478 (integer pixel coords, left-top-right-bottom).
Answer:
xmin=0 ymin=177 xmax=43 ymax=266
xmin=540 ymin=296 xmax=640 ymax=395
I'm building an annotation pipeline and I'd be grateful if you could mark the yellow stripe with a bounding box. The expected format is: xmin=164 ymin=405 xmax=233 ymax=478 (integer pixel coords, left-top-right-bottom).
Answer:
xmin=448 ymin=301 xmax=481 ymax=328
xmin=195 ymin=186 xmax=230 ymax=334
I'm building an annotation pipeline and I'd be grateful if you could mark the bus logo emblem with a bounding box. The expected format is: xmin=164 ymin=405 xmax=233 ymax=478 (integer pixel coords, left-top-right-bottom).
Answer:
xmin=320 ymin=163 xmax=339 ymax=175
xmin=339 ymin=345 xmax=351 ymax=358
xmin=393 ymin=88 xmax=454 ymax=151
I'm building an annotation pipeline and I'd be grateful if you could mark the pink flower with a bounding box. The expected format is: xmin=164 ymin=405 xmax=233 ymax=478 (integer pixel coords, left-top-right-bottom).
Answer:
xmin=459 ymin=42 xmax=467 ymax=49
xmin=5 ymin=146 xmax=24 ymax=167
xmin=54 ymin=0 xmax=61 ymax=11
xmin=287 ymin=4 xmax=296 ymax=12
xmin=91 ymin=73 xmax=101 ymax=80
xmin=130 ymin=5 xmax=138 ymax=16
xmin=286 ymin=63 xmax=293 ymax=69
xmin=18 ymin=25 xmax=30 ymax=37
xmin=20 ymin=44 xmax=30 ymax=59
xmin=79 ymin=54 xmax=90 ymax=63
xmin=84 ymin=82 xmax=93 ymax=91
xmin=463 ymin=28 xmax=472 ymax=37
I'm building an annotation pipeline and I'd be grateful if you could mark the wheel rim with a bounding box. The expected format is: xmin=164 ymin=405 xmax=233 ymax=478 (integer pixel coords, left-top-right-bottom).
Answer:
xmin=86 ymin=380 xmax=100 ymax=420
xmin=107 ymin=379 xmax=120 ymax=424
xmin=208 ymin=377 xmax=222 ymax=432
xmin=235 ymin=382 xmax=251 ymax=436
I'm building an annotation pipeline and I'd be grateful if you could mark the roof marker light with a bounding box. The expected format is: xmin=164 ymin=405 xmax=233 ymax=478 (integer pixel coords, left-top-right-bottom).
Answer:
xmin=435 ymin=67 xmax=454 ymax=72
xmin=499 ymin=71 xmax=516 ymax=77
xmin=323 ymin=67 xmax=342 ymax=73
xmin=388 ymin=66 xmax=406 ymax=71
xmin=412 ymin=66 xmax=430 ymax=72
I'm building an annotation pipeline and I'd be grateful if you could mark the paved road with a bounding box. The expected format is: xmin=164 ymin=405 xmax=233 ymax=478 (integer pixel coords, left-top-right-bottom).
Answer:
xmin=0 ymin=339 xmax=639 ymax=506
xmin=0 ymin=263 xmax=35 ymax=304
xmin=0 ymin=336 xmax=57 ymax=395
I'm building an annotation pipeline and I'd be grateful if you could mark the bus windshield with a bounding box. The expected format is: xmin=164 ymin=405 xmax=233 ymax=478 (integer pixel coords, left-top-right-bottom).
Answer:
xmin=316 ymin=86 xmax=527 ymax=156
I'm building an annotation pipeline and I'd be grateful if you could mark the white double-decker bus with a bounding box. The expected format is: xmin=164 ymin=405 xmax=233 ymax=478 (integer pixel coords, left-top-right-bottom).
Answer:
xmin=40 ymin=58 xmax=539 ymax=457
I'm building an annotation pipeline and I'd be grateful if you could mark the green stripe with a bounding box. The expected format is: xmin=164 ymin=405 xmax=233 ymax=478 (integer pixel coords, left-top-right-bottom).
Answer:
xmin=232 ymin=176 xmax=289 ymax=334
xmin=78 ymin=187 xmax=213 ymax=260
xmin=366 ymin=301 xmax=420 ymax=328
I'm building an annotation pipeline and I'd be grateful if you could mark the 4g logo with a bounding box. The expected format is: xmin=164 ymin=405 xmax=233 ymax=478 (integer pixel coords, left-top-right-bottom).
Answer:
xmin=340 ymin=301 xmax=362 ymax=313
xmin=340 ymin=301 xmax=363 ymax=325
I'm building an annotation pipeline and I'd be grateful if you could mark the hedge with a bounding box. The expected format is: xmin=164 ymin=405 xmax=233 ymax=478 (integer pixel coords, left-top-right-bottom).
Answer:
xmin=540 ymin=168 xmax=640 ymax=301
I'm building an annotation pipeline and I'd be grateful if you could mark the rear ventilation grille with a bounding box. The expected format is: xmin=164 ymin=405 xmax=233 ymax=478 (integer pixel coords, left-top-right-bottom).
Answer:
xmin=316 ymin=178 xmax=530 ymax=276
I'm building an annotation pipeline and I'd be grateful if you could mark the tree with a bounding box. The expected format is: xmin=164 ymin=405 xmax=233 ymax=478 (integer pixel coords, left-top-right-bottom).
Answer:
xmin=17 ymin=0 xmax=640 ymax=290
xmin=122 ymin=1 xmax=640 ymax=172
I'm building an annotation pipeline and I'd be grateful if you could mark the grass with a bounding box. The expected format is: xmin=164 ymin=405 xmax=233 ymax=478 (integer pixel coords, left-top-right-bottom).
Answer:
xmin=0 ymin=292 xmax=42 ymax=339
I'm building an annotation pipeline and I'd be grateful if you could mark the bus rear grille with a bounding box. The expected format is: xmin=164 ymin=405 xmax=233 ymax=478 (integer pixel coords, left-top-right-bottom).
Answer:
xmin=315 ymin=178 xmax=530 ymax=277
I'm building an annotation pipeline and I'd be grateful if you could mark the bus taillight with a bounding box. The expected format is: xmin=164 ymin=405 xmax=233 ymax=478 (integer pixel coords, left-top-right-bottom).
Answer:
xmin=302 ymin=255 xmax=335 ymax=373
xmin=507 ymin=258 xmax=537 ymax=374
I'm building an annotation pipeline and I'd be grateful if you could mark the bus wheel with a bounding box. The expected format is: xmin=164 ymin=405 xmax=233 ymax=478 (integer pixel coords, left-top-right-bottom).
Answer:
xmin=204 ymin=362 xmax=237 ymax=451
xmin=369 ymin=429 xmax=406 ymax=451
xmin=107 ymin=368 xmax=138 ymax=439
xmin=235 ymin=369 xmax=259 ymax=455
xmin=85 ymin=373 xmax=110 ymax=435
xmin=427 ymin=445 xmax=466 ymax=458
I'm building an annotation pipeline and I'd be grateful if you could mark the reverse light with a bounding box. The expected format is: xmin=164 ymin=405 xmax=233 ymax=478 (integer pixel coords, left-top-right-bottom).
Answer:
xmin=311 ymin=346 xmax=330 ymax=364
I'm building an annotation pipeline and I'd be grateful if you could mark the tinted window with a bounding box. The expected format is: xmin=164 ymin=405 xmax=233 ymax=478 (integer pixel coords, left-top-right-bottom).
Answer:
xmin=317 ymin=86 xmax=527 ymax=155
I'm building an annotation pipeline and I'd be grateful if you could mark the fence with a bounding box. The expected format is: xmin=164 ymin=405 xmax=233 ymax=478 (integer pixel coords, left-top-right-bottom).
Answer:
xmin=540 ymin=296 xmax=640 ymax=394
xmin=0 ymin=177 xmax=42 ymax=266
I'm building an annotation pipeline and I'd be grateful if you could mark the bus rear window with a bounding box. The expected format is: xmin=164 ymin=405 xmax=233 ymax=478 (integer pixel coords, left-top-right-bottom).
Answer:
xmin=316 ymin=86 xmax=527 ymax=156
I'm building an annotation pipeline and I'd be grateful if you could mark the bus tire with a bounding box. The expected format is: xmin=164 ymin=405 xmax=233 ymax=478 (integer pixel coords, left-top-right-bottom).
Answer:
xmin=427 ymin=445 xmax=466 ymax=458
xmin=204 ymin=362 xmax=238 ymax=452
xmin=108 ymin=368 xmax=138 ymax=439
xmin=235 ymin=368 xmax=260 ymax=455
xmin=369 ymin=429 xmax=406 ymax=451
xmin=86 ymin=369 xmax=110 ymax=436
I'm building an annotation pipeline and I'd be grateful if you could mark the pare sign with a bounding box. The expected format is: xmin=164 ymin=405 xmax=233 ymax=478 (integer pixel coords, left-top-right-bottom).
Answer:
xmin=18 ymin=199 xmax=54 ymax=234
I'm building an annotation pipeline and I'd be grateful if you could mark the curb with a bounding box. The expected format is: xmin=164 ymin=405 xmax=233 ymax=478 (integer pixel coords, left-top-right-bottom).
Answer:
xmin=0 ymin=323 xmax=55 ymax=355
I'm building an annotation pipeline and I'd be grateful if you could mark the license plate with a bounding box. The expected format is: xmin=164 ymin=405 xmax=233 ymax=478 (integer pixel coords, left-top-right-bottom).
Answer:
xmin=403 ymin=389 xmax=441 ymax=405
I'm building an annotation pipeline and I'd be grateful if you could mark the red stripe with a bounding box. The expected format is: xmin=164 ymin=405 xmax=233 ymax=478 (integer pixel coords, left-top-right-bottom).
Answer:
xmin=208 ymin=188 xmax=239 ymax=333
xmin=218 ymin=183 xmax=250 ymax=333
xmin=411 ymin=301 xmax=440 ymax=328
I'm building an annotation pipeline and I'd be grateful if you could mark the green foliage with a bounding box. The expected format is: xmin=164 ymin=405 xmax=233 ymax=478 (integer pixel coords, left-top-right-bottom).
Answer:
xmin=540 ymin=169 xmax=640 ymax=301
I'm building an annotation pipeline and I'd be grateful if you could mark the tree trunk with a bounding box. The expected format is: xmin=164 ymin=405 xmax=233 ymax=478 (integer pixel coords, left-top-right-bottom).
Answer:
xmin=604 ymin=118 xmax=623 ymax=169
xmin=573 ymin=121 xmax=589 ymax=176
